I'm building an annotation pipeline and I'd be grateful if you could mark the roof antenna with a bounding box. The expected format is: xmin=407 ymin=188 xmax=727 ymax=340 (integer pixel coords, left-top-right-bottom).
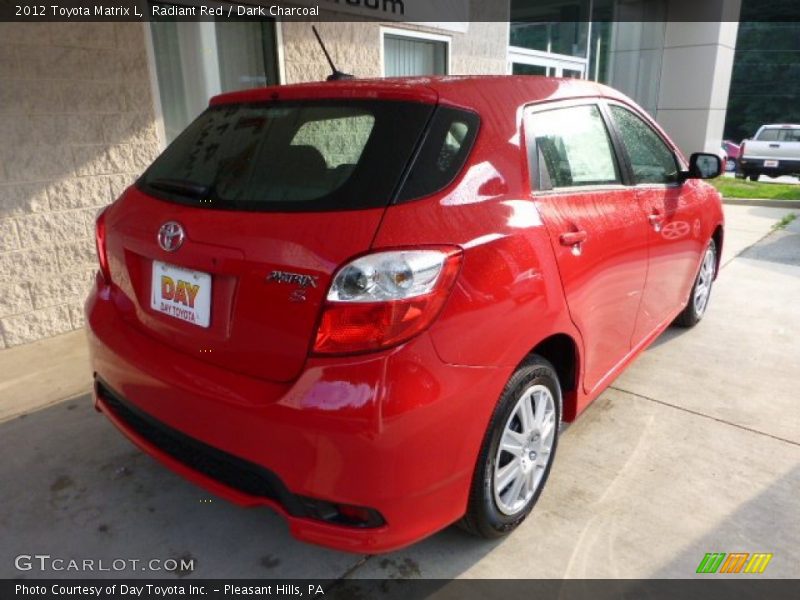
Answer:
xmin=312 ymin=25 xmax=354 ymax=81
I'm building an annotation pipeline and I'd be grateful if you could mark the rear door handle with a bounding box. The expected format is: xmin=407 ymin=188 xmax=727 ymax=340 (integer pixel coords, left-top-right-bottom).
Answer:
xmin=559 ymin=231 xmax=587 ymax=246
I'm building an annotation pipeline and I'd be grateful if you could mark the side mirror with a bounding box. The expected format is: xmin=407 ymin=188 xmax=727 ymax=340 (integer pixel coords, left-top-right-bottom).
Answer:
xmin=685 ymin=152 xmax=723 ymax=180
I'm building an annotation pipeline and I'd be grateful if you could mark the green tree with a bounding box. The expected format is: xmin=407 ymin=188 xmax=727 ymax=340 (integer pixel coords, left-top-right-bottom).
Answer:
xmin=724 ymin=2 xmax=800 ymax=142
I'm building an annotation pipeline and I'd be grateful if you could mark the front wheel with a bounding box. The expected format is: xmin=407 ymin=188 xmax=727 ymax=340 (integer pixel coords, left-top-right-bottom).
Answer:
xmin=459 ymin=356 xmax=561 ymax=538
xmin=674 ymin=239 xmax=717 ymax=328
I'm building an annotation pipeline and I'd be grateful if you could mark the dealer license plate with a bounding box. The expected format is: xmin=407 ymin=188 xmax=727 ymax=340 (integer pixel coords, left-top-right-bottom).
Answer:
xmin=151 ymin=261 xmax=212 ymax=328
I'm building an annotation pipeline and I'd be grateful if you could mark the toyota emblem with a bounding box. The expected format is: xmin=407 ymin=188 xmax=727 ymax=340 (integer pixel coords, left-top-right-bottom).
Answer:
xmin=157 ymin=221 xmax=185 ymax=252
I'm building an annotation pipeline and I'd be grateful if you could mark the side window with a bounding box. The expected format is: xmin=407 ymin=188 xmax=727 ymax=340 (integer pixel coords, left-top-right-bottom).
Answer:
xmin=526 ymin=104 xmax=621 ymax=189
xmin=761 ymin=128 xmax=800 ymax=142
xmin=756 ymin=128 xmax=779 ymax=142
xmin=610 ymin=105 xmax=679 ymax=185
xmin=396 ymin=106 xmax=479 ymax=203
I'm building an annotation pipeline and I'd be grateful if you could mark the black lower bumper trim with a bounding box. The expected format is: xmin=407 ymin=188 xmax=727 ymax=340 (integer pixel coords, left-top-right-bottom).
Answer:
xmin=95 ymin=379 xmax=308 ymax=517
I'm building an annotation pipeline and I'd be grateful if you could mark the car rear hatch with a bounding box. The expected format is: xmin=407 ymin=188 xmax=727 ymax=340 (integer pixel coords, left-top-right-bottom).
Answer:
xmin=104 ymin=94 xmax=437 ymax=382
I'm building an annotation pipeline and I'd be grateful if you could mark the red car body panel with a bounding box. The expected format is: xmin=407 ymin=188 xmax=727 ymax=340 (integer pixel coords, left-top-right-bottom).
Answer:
xmin=86 ymin=76 xmax=724 ymax=553
xmin=632 ymin=180 xmax=714 ymax=343
xmin=104 ymin=187 xmax=383 ymax=382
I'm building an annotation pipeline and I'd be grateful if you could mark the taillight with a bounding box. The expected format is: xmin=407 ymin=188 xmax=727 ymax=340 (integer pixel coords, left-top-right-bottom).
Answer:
xmin=313 ymin=247 xmax=462 ymax=355
xmin=95 ymin=209 xmax=111 ymax=283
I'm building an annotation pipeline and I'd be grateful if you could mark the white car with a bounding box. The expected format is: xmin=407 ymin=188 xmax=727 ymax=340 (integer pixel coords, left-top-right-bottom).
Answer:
xmin=738 ymin=124 xmax=800 ymax=181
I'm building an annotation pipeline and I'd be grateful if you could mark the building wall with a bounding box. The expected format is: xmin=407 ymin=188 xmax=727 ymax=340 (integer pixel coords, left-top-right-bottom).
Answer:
xmin=279 ymin=20 xmax=508 ymax=83
xmin=0 ymin=24 xmax=160 ymax=348
xmin=602 ymin=0 xmax=740 ymax=156
xmin=604 ymin=21 xmax=668 ymax=117
xmin=656 ymin=18 xmax=739 ymax=155
xmin=649 ymin=0 xmax=741 ymax=155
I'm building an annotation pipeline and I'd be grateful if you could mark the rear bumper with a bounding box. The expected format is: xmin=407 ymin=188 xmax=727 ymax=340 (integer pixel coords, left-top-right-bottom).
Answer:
xmin=738 ymin=157 xmax=800 ymax=175
xmin=86 ymin=279 xmax=507 ymax=553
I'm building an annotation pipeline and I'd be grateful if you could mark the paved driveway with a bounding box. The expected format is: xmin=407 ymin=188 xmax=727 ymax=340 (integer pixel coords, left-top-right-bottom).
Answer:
xmin=1 ymin=205 xmax=798 ymax=580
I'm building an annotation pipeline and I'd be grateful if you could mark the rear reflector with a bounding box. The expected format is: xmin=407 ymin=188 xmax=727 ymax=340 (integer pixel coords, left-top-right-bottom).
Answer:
xmin=95 ymin=209 xmax=111 ymax=283
xmin=300 ymin=497 xmax=385 ymax=528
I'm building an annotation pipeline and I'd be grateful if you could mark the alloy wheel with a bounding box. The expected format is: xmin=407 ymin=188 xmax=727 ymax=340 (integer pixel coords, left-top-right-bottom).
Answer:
xmin=493 ymin=384 xmax=557 ymax=515
xmin=694 ymin=245 xmax=716 ymax=317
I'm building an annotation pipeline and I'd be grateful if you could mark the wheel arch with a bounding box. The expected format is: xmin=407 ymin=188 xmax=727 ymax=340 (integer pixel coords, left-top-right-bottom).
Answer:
xmin=712 ymin=224 xmax=724 ymax=278
xmin=524 ymin=333 xmax=581 ymax=422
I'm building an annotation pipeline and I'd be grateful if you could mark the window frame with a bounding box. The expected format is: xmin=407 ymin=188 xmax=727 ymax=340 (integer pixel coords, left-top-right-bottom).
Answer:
xmin=379 ymin=26 xmax=451 ymax=77
xmin=523 ymin=98 xmax=629 ymax=195
xmin=602 ymin=100 xmax=685 ymax=189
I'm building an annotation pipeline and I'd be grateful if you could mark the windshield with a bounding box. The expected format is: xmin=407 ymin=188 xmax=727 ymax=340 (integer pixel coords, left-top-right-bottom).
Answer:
xmin=138 ymin=100 xmax=436 ymax=211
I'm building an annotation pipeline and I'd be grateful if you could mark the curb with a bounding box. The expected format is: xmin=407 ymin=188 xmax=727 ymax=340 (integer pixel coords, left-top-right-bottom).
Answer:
xmin=722 ymin=198 xmax=800 ymax=209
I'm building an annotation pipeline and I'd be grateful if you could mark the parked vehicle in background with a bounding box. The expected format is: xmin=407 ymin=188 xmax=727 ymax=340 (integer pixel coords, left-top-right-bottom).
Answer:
xmin=85 ymin=76 xmax=724 ymax=553
xmin=721 ymin=140 xmax=740 ymax=172
xmin=738 ymin=124 xmax=800 ymax=181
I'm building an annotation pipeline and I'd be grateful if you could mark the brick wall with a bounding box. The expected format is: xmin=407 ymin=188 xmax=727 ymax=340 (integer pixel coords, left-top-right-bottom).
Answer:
xmin=0 ymin=23 xmax=160 ymax=348
xmin=280 ymin=20 xmax=508 ymax=83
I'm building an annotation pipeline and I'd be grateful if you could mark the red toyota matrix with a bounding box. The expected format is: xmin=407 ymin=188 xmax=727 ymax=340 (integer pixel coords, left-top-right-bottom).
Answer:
xmin=86 ymin=76 xmax=724 ymax=552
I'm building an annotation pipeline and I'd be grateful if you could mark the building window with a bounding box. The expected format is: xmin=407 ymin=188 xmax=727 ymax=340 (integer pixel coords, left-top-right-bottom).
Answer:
xmin=381 ymin=28 xmax=449 ymax=77
xmin=512 ymin=63 xmax=548 ymax=76
xmin=149 ymin=16 xmax=279 ymax=143
xmin=507 ymin=0 xmax=590 ymax=80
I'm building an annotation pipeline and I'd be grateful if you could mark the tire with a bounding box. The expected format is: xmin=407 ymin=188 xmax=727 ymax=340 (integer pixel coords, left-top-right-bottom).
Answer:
xmin=749 ymin=173 xmax=760 ymax=182
xmin=459 ymin=356 xmax=561 ymax=539
xmin=674 ymin=239 xmax=717 ymax=328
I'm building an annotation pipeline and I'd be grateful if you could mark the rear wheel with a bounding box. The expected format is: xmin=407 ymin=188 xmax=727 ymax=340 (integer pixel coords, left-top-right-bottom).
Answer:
xmin=459 ymin=356 xmax=561 ymax=538
xmin=674 ymin=239 xmax=717 ymax=328
xmin=749 ymin=172 xmax=761 ymax=182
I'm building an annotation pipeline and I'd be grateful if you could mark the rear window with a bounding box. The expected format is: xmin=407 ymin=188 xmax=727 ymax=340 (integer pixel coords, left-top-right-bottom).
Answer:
xmin=756 ymin=128 xmax=800 ymax=142
xmin=138 ymin=100 xmax=435 ymax=211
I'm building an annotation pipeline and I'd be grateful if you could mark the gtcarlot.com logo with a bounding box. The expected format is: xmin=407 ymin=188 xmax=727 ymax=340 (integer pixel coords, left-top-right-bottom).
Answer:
xmin=14 ymin=554 xmax=195 ymax=574
xmin=696 ymin=552 xmax=773 ymax=574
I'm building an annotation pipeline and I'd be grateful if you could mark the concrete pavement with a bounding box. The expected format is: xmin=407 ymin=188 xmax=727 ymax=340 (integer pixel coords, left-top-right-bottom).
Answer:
xmin=0 ymin=204 xmax=797 ymax=579
xmin=0 ymin=328 xmax=90 ymax=423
